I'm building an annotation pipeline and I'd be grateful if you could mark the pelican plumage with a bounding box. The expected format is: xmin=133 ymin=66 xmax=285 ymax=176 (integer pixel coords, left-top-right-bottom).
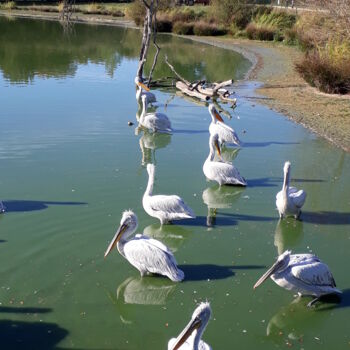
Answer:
xmin=168 ymin=302 xmax=212 ymax=350
xmin=276 ymin=161 xmax=306 ymax=219
xmin=203 ymin=134 xmax=246 ymax=186
xmin=254 ymin=250 xmax=341 ymax=307
xmin=208 ymin=104 xmax=240 ymax=147
xmin=139 ymin=95 xmax=172 ymax=134
xmin=135 ymin=76 xmax=156 ymax=104
xmin=0 ymin=201 xmax=4 ymax=213
xmin=104 ymin=210 xmax=184 ymax=282
xmin=143 ymin=164 xmax=195 ymax=225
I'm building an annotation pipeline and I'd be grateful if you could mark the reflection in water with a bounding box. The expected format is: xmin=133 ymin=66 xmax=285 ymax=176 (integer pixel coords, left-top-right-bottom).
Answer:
xmin=202 ymin=185 xmax=244 ymax=226
xmin=138 ymin=130 xmax=172 ymax=165
xmin=274 ymin=219 xmax=304 ymax=255
xmin=143 ymin=223 xmax=191 ymax=252
xmin=221 ymin=147 xmax=240 ymax=163
xmin=266 ymin=299 xmax=327 ymax=345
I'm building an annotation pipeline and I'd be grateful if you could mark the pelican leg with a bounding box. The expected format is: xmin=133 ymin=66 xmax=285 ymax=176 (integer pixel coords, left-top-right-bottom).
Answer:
xmin=307 ymin=297 xmax=321 ymax=308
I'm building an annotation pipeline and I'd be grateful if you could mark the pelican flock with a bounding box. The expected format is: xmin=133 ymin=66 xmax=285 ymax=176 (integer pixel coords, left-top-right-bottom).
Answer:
xmin=168 ymin=302 xmax=212 ymax=350
xmin=104 ymin=210 xmax=184 ymax=282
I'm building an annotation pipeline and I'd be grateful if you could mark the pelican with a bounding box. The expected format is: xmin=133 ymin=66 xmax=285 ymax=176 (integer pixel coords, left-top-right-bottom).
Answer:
xmin=208 ymin=104 xmax=240 ymax=147
xmin=135 ymin=76 xmax=156 ymax=104
xmin=168 ymin=302 xmax=212 ymax=350
xmin=139 ymin=95 xmax=172 ymax=133
xmin=203 ymin=134 xmax=246 ymax=186
xmin=0 ymin=201 xmax=4 ymax=213
xmin=276 ymin=161 xmax=306 ymax=219
xmin=253 ymin=250 xmax=341 ymax=307
xmin=104 ymin=210 xmax=184 ymax=282
xmin=143 ymin=163 xmax=195 ymax=224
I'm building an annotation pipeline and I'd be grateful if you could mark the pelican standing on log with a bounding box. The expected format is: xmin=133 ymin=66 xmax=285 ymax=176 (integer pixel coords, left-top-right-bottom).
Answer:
xmin=135 ymin=76 xmax=156 ymax=104
xmin=139 ymin=95 xmax=172 ymax=133
xmin=104 ymin=210 xmax=184 ymax=282
xmin=254 ymin=250 xmax=341 ymax=307
xmin=208 ymin=104 xmax=240 ymax=147
xmin=203 ymin=134 xmax=246 ymax=186
xmin=168 ymin=302 xmax=212 ymax=350
xmin=143 ymin=164 xmax=195 ymax=224
xmin=276 ymin=161 xmax=306 ymax=219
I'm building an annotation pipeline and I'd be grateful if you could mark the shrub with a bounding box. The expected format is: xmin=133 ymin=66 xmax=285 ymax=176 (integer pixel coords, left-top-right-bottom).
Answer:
xmin=126 ymin=1 xmax=145 ymax=26
xmin=284 ymin=27 xmax=298 ymax=45
xmin=254 ymin=10 xmax=296 ymax=30
xmin=193 ymin=21 xmax=226 ymax=36
xmin=0 ymin=1 xmax=16 ymax=10
xmin=172 ymin=21 xmax=194 ymax=35
xmin=156 ymin=14 xmax=172 ymax=32
xmin=246 ymin=23 xmax=275 ymax=41
xmin=86 ymin=3 xmax=105 ymax=14
xmin=231 ymin=5 xmax=253 ymax=30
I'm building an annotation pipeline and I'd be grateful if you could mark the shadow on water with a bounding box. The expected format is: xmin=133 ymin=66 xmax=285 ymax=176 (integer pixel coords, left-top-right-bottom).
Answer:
xmin=0 ymin=306 xmax=51 ymax=314
xmin=317 ymin=289 xmax=350 ymax=311
xmin=0 ymin=239 xmax=7 ymax=243
xmin=176 ymin=215 xmax=237 ymax=227
xmin=246 ymin=177 xmax=278 ymax=188
xmin=242 ymin=141 xmax=300 ymax=148
xmin=3 ymin=200 xmax=87 ymax=213
xmin=301 ymin=211 xmax=350 ymax=225
xmin=172 ymin=129 xmax=208 ymax=135
xmin=180 ymin=264 xmax=265 ymax=282
xmin=219 ymin=212 xmax=276 ymax=222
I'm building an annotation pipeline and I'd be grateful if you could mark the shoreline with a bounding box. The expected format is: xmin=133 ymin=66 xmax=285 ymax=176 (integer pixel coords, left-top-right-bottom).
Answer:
xmin=1 ymin=10 xmax=349 ymax=152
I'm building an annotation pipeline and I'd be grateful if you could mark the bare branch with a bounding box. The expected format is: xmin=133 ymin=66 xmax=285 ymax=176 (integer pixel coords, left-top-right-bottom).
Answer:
xmin=165 ymin=55 xmax=190 ymax=86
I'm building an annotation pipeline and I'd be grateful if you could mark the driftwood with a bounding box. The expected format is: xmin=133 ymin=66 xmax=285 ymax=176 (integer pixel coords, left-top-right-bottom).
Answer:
xmin=176 ymin=81 xmax=210 ymax=101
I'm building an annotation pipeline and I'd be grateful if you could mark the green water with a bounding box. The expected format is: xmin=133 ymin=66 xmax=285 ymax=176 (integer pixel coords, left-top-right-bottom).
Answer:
xmin=1 ymin=16 xmax=350 ymax=350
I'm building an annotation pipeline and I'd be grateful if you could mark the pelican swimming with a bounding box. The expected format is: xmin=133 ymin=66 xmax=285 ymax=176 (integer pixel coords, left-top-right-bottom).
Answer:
xmin=276 ymin=161 xmax=306 ymax=219
xmin=203 ymin=134 xmax=246 ymax=186
xmin=104 ymin=210 xmax=184 ymax=282
xmin=139 ymin=95 xmax=172 ymax=133
xmin=0 ymin=201 xmax=4 ymax=213
xmin=168 ymin=302 xmax=212 ymax=350
xmin=208 ymin=104 xmax=240 ymax=147
xmin=135 ymin=76 xmax=156 ymax=104
xmin=254 ymin=250 xmax=341 ymax=307
xmin=143 ymin=163 xmax=195 ymax=224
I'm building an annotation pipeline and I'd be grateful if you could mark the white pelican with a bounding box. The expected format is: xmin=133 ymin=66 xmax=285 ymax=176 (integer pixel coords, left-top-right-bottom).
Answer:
xmin=203 ymin=134 xmax=246 ymax=186
xmin=276 ymin=161 xmax=306 ymax=219
xmin=135 ymin=76 xmax=156 ymax=104
xmin=254 ymin=250 xmax=341 ymax=307
xmin=0 ymin=201 xmax=4 ymax=213
xmin=104 ymin=210 xmax=184 ymax=282
xmin=139 ymin=95 xmax=172 ymax=133
xmin=208 ymin=104 xmax=240 ymax=147
xmin=143 ymin=163 xmax=195 ymax=225
xmin=168 ymin=302 xmax=212 ymax=350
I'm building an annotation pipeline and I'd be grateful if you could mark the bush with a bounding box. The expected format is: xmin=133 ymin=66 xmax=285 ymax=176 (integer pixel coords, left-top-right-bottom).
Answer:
xmin=254 ymin=10 xmax=296 ymax=30
xmin=0 ymin=1 xmax=16 ymax=10
xmin=156 ymin=14 xmax=172 ymax=32
xmin=295 ymin=41 xmax=350 ymax=94
xmin=246 ymin=23 xmax=275 ymax=41
xmin=231 ymin=5 xmax=254 ymax=30
xmin=172 ymin=21 xmax=194 ymax=35
xmin=284 ymin=27 xmax=298 ymax=45
xmin=126 ymin=1 xmax=145 ymax=26
xmin=193 ymin=21 xmax=226 ymax=36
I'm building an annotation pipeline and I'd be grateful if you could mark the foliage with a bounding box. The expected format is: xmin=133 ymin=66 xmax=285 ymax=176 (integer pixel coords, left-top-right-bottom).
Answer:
xmin=193 ymin=21 xmax=226 ymax=36
xmin=0 ymin=1 xmax=16 ymax=10
xmin=253 ymin=10 xmax=296 ymax=30
xmin=246 ymin=22 xmax=274 ymax=41
xmin=125 ymin=1 xmax=145 ymax=25
xmin=156 ymin=13 xmax=172 ymax=32
xmin=172 ymin=21 xmax=194 ymax=35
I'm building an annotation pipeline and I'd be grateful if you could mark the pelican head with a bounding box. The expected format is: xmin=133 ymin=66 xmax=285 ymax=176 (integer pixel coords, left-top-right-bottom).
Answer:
xmin=284 ymin=161 xmax=291 ymax=174
xmin=135 ymin=76 xmax=150 ymax=91
xmin=253 ymin=250 xmax=291 ymax=289
xmin=170 ymin=302 xmax=211 ymax=350
xmin=208 ymin=104 xmax=224 ymax=123
xmin=104 ymin=210 xmax=138 ymax=258
xmin=209 ymin=133 xmax=221 ymax=157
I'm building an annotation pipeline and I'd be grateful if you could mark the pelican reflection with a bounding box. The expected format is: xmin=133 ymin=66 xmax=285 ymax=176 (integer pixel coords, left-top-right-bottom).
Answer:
xmin=202 ymin=185 xmax=244 ymax=226
xmin=274 ymin=219 xmax=304 ymax=255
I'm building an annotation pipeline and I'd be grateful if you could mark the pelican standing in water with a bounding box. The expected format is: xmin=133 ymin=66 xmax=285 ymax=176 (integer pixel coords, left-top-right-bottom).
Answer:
xmin=104 ymin=210 xmax=184 ymax=282
xmin=276 ymin=161 xmax=306 ymax=219
xmin=254 ymin=250 xmax=341 ymax=307
xmin=168 ymin=302 xmax=212 ymax=350
xmin=139 ymin=95 xmax=172 ymax=133
xmin=143 ymin=163 xmax=195 ymax=224
xmin=135 ymin=76 xmax=156 ymax=104
xmin=208 ymin=104 xmax=240 ymax=147
xmin=203 ymin=134 xmax=246 ymax=186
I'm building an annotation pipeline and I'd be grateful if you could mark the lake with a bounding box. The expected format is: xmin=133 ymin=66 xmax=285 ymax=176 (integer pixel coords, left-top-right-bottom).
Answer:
xmin=0 ymin=16 xmax=350 ymax=350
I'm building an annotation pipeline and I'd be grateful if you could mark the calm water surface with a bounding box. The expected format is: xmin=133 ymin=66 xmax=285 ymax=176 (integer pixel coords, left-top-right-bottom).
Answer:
xmin=0 ymin=16 xmax=350 ymax=350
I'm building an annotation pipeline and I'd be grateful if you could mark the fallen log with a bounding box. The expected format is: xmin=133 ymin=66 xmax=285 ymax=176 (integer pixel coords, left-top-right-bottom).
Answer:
xmin=176 ymin=81 xmax=210 ymax=101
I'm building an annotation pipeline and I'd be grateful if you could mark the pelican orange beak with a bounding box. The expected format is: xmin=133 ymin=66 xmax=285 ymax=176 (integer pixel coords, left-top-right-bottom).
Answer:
xmin=137 ymin=81 xmax=150 ymax=92
xmin=253 ymin=260 xmax=283 ymax=289
xmin=171 ymin=317 xmax=202 ymax=350
xmin=214 ymin=109 xmax=224 ymax=123
xmin=214 ymin=139 xmax=221 ymax=157
xmin=104 ymin=223 xmax=127 ymax=258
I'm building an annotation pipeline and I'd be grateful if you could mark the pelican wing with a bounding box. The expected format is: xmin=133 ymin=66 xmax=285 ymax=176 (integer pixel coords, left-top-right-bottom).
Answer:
xmin=145 ymin=113 xmax=172 ymax=133
xmin=149 ymin=195 xmax=195 ymax=219
xmin=288 ymin=187 xmax=306 ymax=208
xmin=215 ymin=121 xmax=241 ymax=145
xmin=207 ymin=161 xmax=246 ymax=186
xmin=291 ymin=261 xmax=336 ymax=287
xmin=124 ymin=236 xmax=184 ymax=281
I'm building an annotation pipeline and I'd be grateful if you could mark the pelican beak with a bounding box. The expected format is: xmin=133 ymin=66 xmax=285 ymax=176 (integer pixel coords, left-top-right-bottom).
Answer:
xmin=253 ymin=260 xmax=282 ymax=289
xmin=137 ymin=81 xmax=150 ymax=92
xmin=214 ymin=110 xmax=224 ymax=123
xmin=214 ymin=139 xmax=221 ymax=157
xmin=171 ymin=317 xmax=202 ymax=350
xmin=104 ymin=223 xmax=127 ymax=258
